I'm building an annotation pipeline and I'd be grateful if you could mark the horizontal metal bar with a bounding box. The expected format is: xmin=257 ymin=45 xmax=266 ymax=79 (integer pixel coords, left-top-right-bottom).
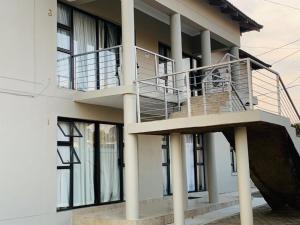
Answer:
xmin=135 ymin=46 xmax=175 ymax=62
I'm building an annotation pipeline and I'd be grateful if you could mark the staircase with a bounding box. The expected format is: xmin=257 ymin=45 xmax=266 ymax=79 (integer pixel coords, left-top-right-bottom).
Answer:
xmin=170 ymin=92 xmax=230 ymax=119
xmin=223 ymin=121 xmax=300 ymax=209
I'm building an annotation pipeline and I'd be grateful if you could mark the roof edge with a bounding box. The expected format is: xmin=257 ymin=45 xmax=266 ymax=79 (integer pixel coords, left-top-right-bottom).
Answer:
xmin=207 ymin=0 xmax=263 ymax=33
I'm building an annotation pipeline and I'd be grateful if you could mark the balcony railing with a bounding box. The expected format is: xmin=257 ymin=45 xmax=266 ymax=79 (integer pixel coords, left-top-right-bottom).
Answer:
xmin=57 ymin=45 xmax=122 ymax=91
xmin=56 ymin=45 xmax=175 ymax=93
xmin=135 ymin=58 xmax=300 ymax=125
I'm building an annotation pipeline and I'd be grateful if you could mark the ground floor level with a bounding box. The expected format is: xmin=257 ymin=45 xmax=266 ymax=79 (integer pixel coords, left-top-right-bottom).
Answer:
xmin=207 ymin=205 xmax=300 ymax=225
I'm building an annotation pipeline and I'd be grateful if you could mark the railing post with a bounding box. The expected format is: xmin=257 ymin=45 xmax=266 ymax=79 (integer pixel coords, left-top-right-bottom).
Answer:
xmin=185 ymin=73 xmax=192 ymax=117
xmin=154 ymin=55 xmax=159 ymax=88
xmin=164 ymin=86 xmax=168 ymax=119
xmin=119 ymin=46 xmax=123 ymax=85
xmin=136 ymin=81 xmax=141 ymax=123
xmin=177 ymin=90 xmax=181 ymax=111
xmin=202 ymin=82 xmax=207 ymax=115
xmin=134 ymin=46 xmax=138 ymax=80
xmin=73 ymin=56 xmax=77 ymax=90
xmin=276 ymin=75 xmax=281 ymax=116
xmin=246 ymin=59 xmax=254 ymax=110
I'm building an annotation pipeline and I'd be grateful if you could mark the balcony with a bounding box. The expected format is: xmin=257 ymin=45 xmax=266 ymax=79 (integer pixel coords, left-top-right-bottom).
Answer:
xmin=56 ymin=45 xmax=174 ymax=108
xmin=131 ymin=57 xmax=300 ymax=134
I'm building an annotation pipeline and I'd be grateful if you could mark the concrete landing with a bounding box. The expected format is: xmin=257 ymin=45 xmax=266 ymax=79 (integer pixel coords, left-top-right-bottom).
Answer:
xmin=72 ymin=191 xmax=258 ymax=225
xmin=176 ymin=198 xmax=266 ymax=225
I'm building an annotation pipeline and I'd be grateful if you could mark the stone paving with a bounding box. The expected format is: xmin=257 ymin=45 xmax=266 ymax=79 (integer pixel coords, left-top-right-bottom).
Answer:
xmin=207 ymin=205 xmax=300 ymax=225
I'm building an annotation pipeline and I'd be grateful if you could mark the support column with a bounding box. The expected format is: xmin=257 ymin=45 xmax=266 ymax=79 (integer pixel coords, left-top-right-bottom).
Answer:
xmin=171 ymin=133 xmax=185 ymax=225
xmin=201 ymin=30 xmax=212 ymax=66
xmin=171 ymin=13 xmax=183 ymax=72
xmin=170 ymin=13 xmax=188 ymax=208
xmin=121 ymin=0 xmax=139 ymax=220
xmin=204 ymin=133 xmax=219 ymax=203
xmin=230 ymin=46 xmax=239 ymax=59
xmin=201 ymin=30 xmax=219 ymax=203
xmin=230 ymin=46 xmax=240 ymax=85
xmin=234 ymin=127 xmax=253 ymax=225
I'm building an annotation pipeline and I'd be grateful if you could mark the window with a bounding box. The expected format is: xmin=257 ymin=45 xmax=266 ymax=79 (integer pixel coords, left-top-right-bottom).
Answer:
xmin=56 ymin=118 xmax=123 ymax=211
xmin=57 ymin=3 xmax=72 ymax=89
xmin=194 ymin=134 xmax=206 ymax=191
xmin=162 ymin=136 xmax=171 ymax=196
xmin=161 ymin=134 xmax=206 ymax=195
xmin=56 ymin=2 xmax=121 ymax=90
xmin=230 ymin=146 xmax=237 ymax=173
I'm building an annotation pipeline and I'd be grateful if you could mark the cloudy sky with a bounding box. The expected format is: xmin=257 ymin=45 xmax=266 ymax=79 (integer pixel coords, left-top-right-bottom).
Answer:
xmin=229 ymin=0 xmax=300 ymax=110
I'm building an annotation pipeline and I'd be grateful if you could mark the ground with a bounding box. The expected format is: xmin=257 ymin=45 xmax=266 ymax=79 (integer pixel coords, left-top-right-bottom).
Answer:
xmin=207 ymin=205 xmax=300 ymax=225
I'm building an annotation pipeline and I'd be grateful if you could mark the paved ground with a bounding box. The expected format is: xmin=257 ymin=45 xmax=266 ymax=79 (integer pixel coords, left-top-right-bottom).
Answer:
xmin=207 ymin=205 xmax=300 ymax=225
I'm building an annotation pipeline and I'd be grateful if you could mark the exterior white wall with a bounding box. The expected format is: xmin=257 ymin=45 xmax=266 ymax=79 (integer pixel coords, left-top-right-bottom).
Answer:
xmin=149 ymin=0 xmax=241 ymax=46
xmin=0 ymin=1 xmax=239 ymax=225
xmin=138 ymin=135 xmax=164 ymax=200
xmin=213 ymin=133 xmax=238 ymax=194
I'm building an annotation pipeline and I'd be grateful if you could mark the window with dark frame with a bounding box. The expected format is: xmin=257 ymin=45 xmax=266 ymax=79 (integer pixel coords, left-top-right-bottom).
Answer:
xmin=56 ymin=117 xmax=124 ymax=211
xmin=162 ymin=135 xmax=171 ymax=196
xmin=230 ymin=146 xmax=238 ymax=173
xmin=56 ymin=2 xmax=122 ymax=90
xmin=161 ymin=134 xmax=206 ymax=196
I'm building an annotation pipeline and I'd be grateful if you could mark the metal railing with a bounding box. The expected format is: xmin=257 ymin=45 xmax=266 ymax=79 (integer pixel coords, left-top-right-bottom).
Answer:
xmin=135 ymin=57 xmax=300 ymax=125
xmin=135 ymin=46 xmax=175 ymax=82
xmin=57 ymin=45 xmax=175 ymax=93
xmin=57 ymin=45 xmax=122 ymax=91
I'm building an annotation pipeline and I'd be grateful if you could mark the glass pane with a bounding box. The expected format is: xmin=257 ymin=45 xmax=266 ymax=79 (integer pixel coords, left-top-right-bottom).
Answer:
xmin=100 ymin=124 xmax=120 ymax=202
xmin=57 ymin=28 xmax=71 ymax=50
xmin=185 ymin=135 xmax=195 ymax=192
xmin=57 ymin=146 xmax=71 ymax=166
xmin=57 ymin=51 xmax=71 ymax=88
xmin=99 ymin=49 xmax=120 ymax=89
xmin=57 ymin=3 xmax=71 ymax=26
xmin=57 ymin=121 xmax=70 ymax=142
xmin=73 ymin=122 xmax=95 ymax=207
xmin=58 ymin=121 xmax=83 ymax=138
xmin=73 ymin=11 xmax=97 ymax=91
xmin=57 ymin=169 xmax=70 ymax=208
xmin=162 ymin=166 xmax=168 ymax=196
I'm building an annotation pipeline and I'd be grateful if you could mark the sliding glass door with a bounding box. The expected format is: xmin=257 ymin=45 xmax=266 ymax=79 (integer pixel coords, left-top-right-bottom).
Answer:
xmin=100 ymin=124 xmax=121 ymax=202
xmin=56 ymin=118 xmax=123 ymax=211
xmin=57 ymin=2 xmax=121 ymax=90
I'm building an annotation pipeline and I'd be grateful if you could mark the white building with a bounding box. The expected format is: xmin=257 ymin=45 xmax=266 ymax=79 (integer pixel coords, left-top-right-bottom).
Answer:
xmin=1 ymin=1 xmax=300 ymax=225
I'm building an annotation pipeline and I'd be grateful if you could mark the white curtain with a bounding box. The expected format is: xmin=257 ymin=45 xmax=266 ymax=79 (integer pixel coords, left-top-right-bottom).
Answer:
xmin=57 ymin=122 xmax=71 ymax=208
xmin=184 ymin=135 xmax=195 ymax=192
xmin=57 ymin=169 xmax=70 ymax=208
xmin=57 ymin=3 xmax=70 ymax=26
xmin=74 ymin=11 xmax=97 ymax=91
xmin=99 ymin=22 xmax=120 ymax=89
xmin=73 ymin=123 xmax=95 ymax=207
xmin=100 ymin=124 xmax=120 ymax=202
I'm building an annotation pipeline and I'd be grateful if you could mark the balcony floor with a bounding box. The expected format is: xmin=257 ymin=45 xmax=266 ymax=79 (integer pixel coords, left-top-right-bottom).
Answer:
xmin=128 ymin=110 xmax=290 ymax=135
xmin=73 ymin=85 xmax=135 ymax=109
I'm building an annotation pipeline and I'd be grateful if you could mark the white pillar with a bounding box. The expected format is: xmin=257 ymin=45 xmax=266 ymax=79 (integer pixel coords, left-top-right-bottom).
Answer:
xmin=201 ymin=30 xmax=219 ymax=203
xmin=204 ymin=133 xmax=219 ymax=203
xmin=171 ymin=13 xmax=188 ymax=208
xmin=234 ymin=127 xmax=253 ymax=225
xmin=230 ymin=46 xmax=239 ymax=59
xmin=121 ymin=0 xmax=139 ymax=220
xmin=201 ymin=30 xmax=212 ymax=66
xmin=171 ymin=13 xmax=183 ymax=72
xmin=171 ymin=133 xmax=185 ymax=225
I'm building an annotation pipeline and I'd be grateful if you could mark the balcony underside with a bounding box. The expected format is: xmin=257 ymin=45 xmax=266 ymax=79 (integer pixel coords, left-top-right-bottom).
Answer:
xmin=73 ymin=85 xmax=134 ymax=109
xmin=128 ymin=110 xmax=291 ymax=135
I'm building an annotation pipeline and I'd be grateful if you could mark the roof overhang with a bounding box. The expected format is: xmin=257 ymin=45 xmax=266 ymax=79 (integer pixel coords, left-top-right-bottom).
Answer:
xmin=207 ymin=0 xmax=263 ymax=33
xmin=239 ymin=49 xmax=271 ymax=70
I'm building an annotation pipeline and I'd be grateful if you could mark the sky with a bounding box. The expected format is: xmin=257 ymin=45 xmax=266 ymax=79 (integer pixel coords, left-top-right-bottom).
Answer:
xmin=228 ymin=0 xmax=300 ymax=110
